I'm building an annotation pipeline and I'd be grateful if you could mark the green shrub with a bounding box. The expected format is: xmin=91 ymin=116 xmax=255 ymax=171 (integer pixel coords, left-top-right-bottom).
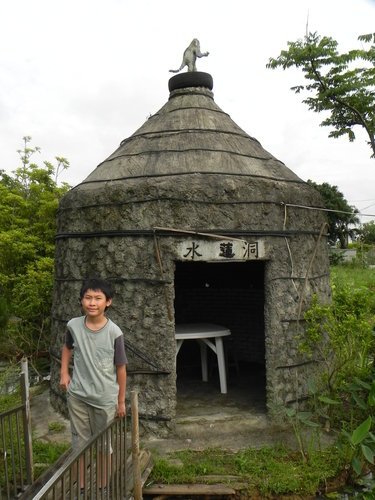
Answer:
xmin=301 ymin=283 xmax=374 ymax=392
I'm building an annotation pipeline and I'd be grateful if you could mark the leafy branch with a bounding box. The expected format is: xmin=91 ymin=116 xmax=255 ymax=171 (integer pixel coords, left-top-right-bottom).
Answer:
xmin=267 ymin=32 xmax=375 ymax=158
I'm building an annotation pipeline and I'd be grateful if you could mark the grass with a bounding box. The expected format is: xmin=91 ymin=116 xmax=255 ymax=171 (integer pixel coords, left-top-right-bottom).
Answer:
xmin=0 ymin=389 xmax=21 ymax=412
xmin=331 ymin=264 xmax=375 ymax=317
xmin=331 ymin=265 xmax=375 ymax=295
xmin=332 ymin=262 xmax=375 ymax=280
xmin=48 ymin=421 xmax=66 ymax=433
xmin=149 ymin=445 xmax=345 ymax=497
xmin=32 ymin=440 xmax=70 ymax=478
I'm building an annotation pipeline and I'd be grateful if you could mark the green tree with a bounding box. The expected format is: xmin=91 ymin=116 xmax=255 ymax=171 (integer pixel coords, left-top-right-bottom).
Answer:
xmin=360 ymin=220 xmax=375 ymax=244
xmin=267 ymin=32 xmax=375 ymax=157
xmin=0 ymin=137 xmax=70 ymax=366
xmin=307 ymin=180 xmax=359 ymax=248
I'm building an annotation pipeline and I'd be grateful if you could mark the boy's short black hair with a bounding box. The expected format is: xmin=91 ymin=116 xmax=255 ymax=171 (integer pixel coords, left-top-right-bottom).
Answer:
xmin=79 ymin=278 xmax=114 ymax=300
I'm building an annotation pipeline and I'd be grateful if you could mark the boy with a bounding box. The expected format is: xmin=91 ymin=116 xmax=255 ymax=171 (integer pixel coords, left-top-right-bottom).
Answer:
xmin=60 ymin=278 xmax=127 ymax=491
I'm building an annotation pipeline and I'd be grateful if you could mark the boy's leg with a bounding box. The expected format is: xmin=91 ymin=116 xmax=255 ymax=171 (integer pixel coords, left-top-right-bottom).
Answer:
xmin=91 ymin=405 xmax=116 ymax=489
xmin=67 ymin=394 xmax=93 ymax=448
xmin=67 ymin=395 xmax=93 ymax=489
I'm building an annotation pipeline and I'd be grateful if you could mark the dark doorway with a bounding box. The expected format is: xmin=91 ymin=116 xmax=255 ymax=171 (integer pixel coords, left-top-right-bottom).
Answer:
xmin=174 ymin=261 xmax=266 ymax=413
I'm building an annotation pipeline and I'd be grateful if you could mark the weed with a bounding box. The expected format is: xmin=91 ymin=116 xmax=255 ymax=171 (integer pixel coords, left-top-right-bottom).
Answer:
xmin=33 ymin=440 xmax=70 ymax=477
xmin=48 ymin=421 xmax=66 ymax=433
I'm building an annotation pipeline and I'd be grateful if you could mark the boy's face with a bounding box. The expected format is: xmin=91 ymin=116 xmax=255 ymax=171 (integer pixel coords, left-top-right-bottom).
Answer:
xmin=81 ymin=288 xmax=112 ymax=317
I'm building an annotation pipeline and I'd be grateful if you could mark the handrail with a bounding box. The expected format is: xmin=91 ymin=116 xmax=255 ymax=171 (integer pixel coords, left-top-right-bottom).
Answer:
xmin=0 ymin=403 xmax=24 ymax=418
xmin=20 ymin=416 xmax=128 ymax=499
xmin=1 ymin=361 xmax=135 ymax=500
xmin=0 ymin=360 xmax=33 ymax=499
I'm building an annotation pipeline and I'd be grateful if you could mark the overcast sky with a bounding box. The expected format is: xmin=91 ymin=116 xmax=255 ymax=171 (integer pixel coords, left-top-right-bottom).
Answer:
xmin=1 ymin=0 xmax=374 ymax=221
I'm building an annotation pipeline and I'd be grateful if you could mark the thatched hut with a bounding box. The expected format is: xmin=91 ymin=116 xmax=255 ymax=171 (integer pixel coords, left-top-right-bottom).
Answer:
xmin=50 ymin=71 xmax=331 ymax=434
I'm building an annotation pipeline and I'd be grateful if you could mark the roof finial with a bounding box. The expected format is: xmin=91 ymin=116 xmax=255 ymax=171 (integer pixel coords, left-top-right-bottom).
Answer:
xmin=169 ymin=39 xmax=209 ymax=73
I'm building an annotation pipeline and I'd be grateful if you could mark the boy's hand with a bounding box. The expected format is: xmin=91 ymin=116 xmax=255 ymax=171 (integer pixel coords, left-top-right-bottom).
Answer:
xmin=116 ymin=401 xmax=126 ymax=418
xmin=59 ymin=373 xmax=71 ymax=391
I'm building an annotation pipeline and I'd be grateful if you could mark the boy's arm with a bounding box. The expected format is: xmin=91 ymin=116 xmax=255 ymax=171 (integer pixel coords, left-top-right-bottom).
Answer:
xmin=60 ymin=344 xmax=73 ymax=391
xmin=116 ymin=364 xmax=127 ymax=417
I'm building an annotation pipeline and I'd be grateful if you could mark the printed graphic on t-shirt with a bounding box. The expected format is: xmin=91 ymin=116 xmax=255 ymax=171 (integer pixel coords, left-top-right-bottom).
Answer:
xmin=95 ymin=347 xmax=114 ymax=373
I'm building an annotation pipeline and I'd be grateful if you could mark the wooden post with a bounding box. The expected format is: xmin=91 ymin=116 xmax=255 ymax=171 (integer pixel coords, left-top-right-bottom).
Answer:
xmin=21 ymin=357 xmax=34 ymax=484
xmin=131 ymin=390 xmax=142 ymax=500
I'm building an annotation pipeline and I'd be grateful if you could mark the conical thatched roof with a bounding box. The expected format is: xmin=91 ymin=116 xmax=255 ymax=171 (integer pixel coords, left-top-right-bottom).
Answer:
xmin=58 ymin=72 xmax=324 ymax=234
xmin=83 ymin=79 xmax=299 ymax=184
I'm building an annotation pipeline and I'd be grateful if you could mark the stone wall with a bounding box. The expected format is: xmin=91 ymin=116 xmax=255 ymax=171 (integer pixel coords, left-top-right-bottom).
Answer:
xmin=50 ymin=224 xmax=330 ymax=434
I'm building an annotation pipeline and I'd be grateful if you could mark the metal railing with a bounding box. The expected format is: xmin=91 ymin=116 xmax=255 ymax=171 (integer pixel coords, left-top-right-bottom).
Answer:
xmin=21 ymin=416 xmax=128 ymax=499
xmin=1 ymin=359 xmax=137 ymax=500
xmin=0 ymin=360 xmax=33 ymax=500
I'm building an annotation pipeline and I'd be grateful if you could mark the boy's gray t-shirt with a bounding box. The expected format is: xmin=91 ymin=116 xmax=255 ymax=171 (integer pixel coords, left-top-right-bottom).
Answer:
xmin=66 ymin=316 xmax=127 ymax=409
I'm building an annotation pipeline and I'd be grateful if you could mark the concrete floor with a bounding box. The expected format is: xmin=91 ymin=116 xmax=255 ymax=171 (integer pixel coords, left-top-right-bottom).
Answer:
xmin=142 ymin=362 xmax=301 ymax=455
xmin=176 ymin=361 xmax=266 ymax=417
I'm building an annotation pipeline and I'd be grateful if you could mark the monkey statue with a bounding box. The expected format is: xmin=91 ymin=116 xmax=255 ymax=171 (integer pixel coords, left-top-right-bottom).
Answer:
xmin=169 ymin=39 xmax=209 ymax=73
